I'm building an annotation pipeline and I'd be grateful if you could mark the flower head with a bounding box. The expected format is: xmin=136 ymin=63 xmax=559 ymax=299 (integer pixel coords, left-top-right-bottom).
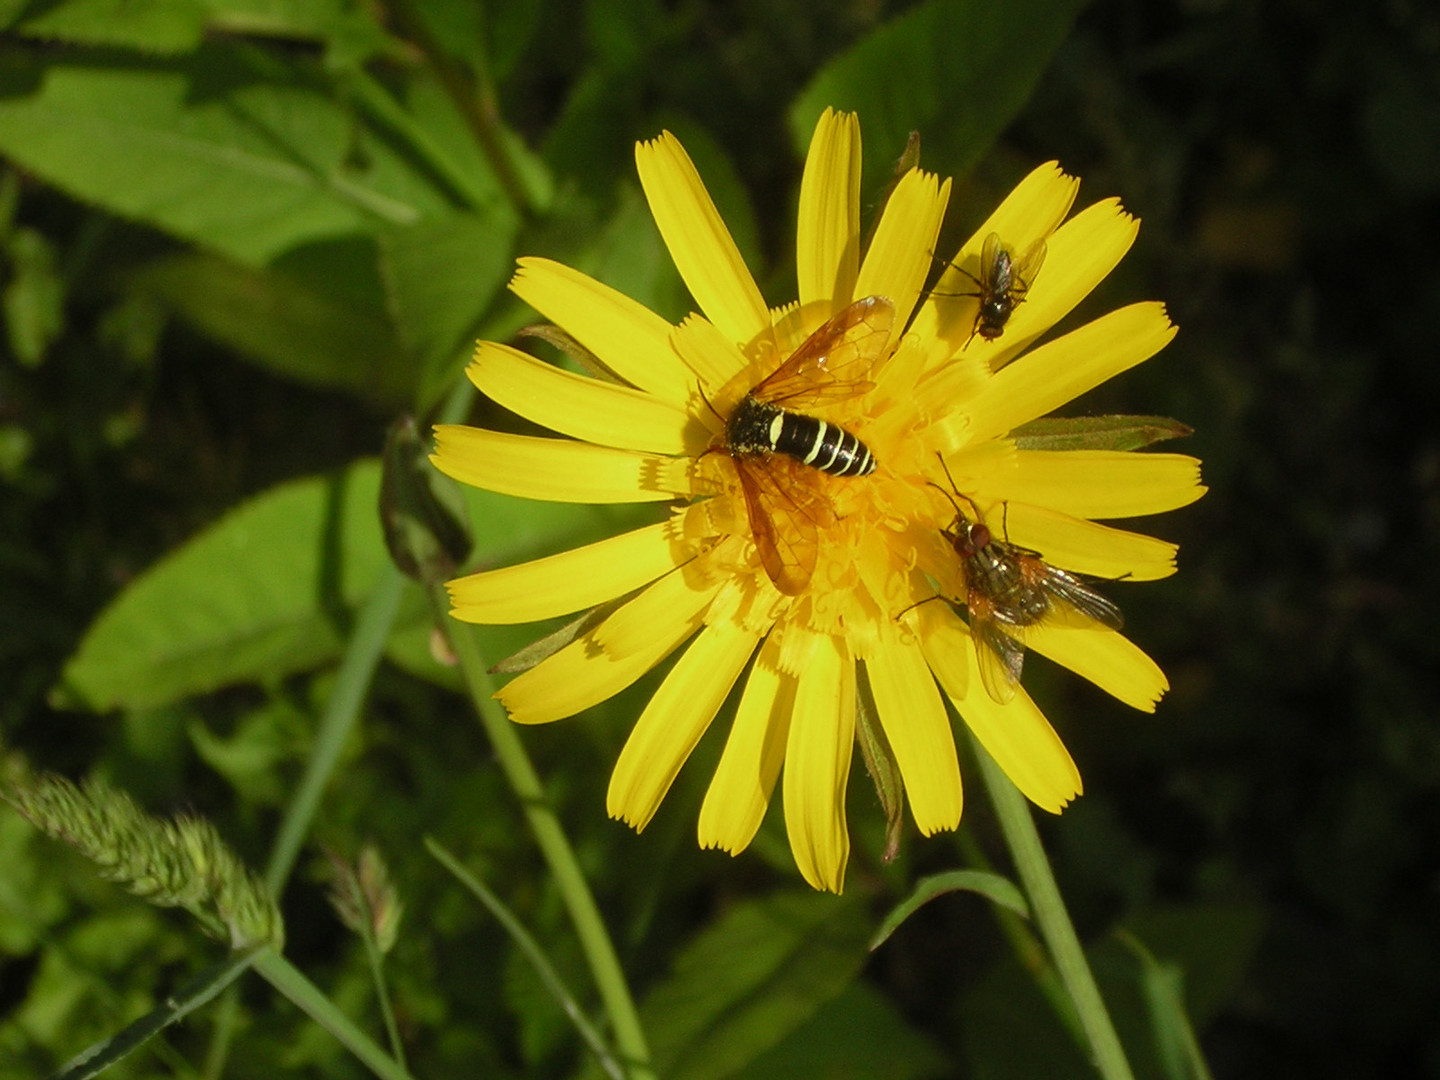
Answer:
xmin=431 ymin=110 xmax=1203 ymax=892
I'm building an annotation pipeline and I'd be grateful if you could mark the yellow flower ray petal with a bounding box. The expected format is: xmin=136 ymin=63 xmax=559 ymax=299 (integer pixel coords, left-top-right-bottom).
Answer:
xmin=796 ymin=108 xmax=861 ymax=312
xmin=1027 ymin=625 xmax=1169 ymax=712
xmin=591 ymin=558 xmax=723 ymax=659
xmin=497 ymin=598 xmax=704 ymax=725
xmin=911 ymin=598 xmax=970 ymax=701
xmin=948 ymin=646 xmax=1082 ymax=813
xmin=699 ymin=634 xmax=794 ymax=853
xmin=961 ymin=302 xmax=1178 ymax=444
xmin=636 ymin=132 xmax=770 ymax=346
xmin=470 ymin=342 xmax=698 ymax=456
xmin=855 ymin=169 xmax=951 ymax=344
xmin=607 ymin=622 xmax=761 ymax=831
xmin=867 ymin=631 xmax=962 ymax=835
xmin=446 ymin=519 xmax=691 ymax=625
xmin=672 ymin=314 xmax=749 ymax=402
xmin=509 ymin=258 xmax=691 ymax=404
xmin=998 ymin=504 xmax=1181 ymax=581
xmin=783 ymin=632 xmax=854 ymax=892
xmin=431 ymin=426 xmax=690 ymax=504
xmin=985 ymin=450 xmax=1206 ymax=519
xmin=909 ymin=162 xmax=1080 ymax=368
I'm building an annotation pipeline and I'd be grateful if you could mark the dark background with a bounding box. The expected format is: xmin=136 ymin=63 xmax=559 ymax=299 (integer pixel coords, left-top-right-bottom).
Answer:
xmin=4 ymin=0 xmax=1439 ymax=1076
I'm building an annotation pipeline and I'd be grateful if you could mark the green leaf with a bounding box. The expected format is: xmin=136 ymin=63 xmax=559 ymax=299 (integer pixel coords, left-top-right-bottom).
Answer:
xmin=870 ymin=870 xmax=1030 ymax=951
xmin=854 ymin=675 xmax=906 ymax=865
xmin=789 ymin=0 xmax=1088 ymax=186
xmin=0 ymin=46 xmax=454 ymax=266
xmin=56 ymin=460 xmax=392 ymax=711
xmin=638 ymin=891 xmax=873 ymax=1080
xmin=1010 ymin=415 xmax=1195 ymax=452
xmin=9 ymin=0 xmax=207 ymax=54
xmin=2 ymin=226 xmax=63 ymax=367
xmin=1117 ymin=932 xmax=1213 ymax=1080
xmin=47 ymin=949 xmax=263 ymax=1080
xmin=132 ymin=245 xmax=415 ymax=406
xmin=738 ymin=982 xmax=948 ymax=1080
xmin=378 ymin=210 xmax=517 ymax=371
xmin=204 ymin=0 xmax=401 ymax=63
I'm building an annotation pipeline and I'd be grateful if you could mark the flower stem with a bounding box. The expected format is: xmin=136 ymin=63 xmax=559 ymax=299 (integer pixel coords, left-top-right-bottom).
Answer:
xmin=970 ymin=731 xmax=1136 ymax=1080
xmin=254 ymin=950 xmax=415 ymax=1080
xmin=431 ymin=587 xmax=655 ymax=1080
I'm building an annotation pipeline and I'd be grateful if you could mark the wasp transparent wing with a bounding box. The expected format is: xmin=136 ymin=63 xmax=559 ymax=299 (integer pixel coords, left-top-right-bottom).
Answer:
xmin=750 ymin=295 xmax=894 ymax=411
xmin=733 ymin=454 xmax=835 ymax=596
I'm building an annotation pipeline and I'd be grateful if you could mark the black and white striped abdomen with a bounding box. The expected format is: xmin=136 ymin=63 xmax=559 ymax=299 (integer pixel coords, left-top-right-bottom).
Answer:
xmin=726 ymin=396 xmax=875 ymax=477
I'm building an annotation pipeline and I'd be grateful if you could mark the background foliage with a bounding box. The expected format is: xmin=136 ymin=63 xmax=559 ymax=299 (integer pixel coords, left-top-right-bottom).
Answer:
xmin=4 ymin=0 xmax=1439 ymax=1076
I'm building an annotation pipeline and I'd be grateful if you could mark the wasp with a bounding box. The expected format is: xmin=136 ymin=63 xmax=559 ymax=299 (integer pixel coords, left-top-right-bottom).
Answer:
xmin=948 ymin=231 xmax=1047 ymax=345
xmin=717 ymin=295 xmax=893 ymax=596
xmin=927 ymin=473 xmax=1123 ymax=703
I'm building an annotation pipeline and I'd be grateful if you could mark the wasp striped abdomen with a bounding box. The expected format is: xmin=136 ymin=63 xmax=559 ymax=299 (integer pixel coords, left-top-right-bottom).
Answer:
xmin=725 ymin=397 xmax=875 ymax=478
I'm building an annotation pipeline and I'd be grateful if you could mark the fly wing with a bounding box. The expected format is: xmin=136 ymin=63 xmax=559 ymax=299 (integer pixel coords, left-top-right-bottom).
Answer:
xmin=749 ymin=295 xmax=894 ymax=411
xmin=1013 ymin=236 xmax=1048 ymax=290
xmin=1028 ymin=562 xmax=1125 ymax=631
xmin=979 ymin=232 xmax=1009 ymax=292
xmin=969 ymin=598 xmax=1026 ymax=704
xmin=733 ymin=454 xmax=836 ymax=596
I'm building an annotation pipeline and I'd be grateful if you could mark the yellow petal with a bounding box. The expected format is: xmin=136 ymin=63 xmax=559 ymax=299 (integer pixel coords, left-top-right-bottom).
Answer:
xmin=866 ymin=631 xmax=962 ymax=835
xmin=987 ymin=450 xmax=1206 ymax=519
xmin=497 ymin=598 xmax=703 ymax=725
xmin=1027 ymin=626 xmax=1169 ymax=712
xmin=671 ymin=314 xmax=749 ymax=401
xmin=949 ymin=647 xmax=1082 ymax=813
xmin=446 ymin=519 xmax=692 ymax=624
xmin=699 ymin=634 xmax=793 ymax=853
xmin=962 ymin=302 xmax=1177 ymax=444
xmin=910 ymin=161 xmax=1080 ymax=368
xmin=636 ymin=132 xmax=770 ymax=347
xmin=999 ymin=504 xmax=1180 ymax=581
xmin=607 ymin=622 xmax=760 ymax=831
xmin=470 ymin=342 xmax=699 ymax=456
xmin=509 ymin=257 xmax=692 ymax=405
xmin=911 ymin=599 xmax=970 ymax=701
xmin=796 ymin=108 xmax=861 ymax=311
xmin=855 ymin=168 xmax=951 ymax=343
xmin=431 ymin=426 xmax=689 ymax=503
xmin=783 ymin=632 xmax=854 ymax=893
xmin=591 ymin=558 xmax=722 ymax=659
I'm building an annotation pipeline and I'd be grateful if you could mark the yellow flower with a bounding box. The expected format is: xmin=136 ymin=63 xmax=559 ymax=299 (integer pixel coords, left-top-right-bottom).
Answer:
xmin=431 ymin=109 xmax=1203 ymax=892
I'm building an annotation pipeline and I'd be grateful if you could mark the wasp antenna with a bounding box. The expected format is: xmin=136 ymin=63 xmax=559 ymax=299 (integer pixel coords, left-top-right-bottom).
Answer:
xmin=696 ymin=382 xmax=726 ymax=425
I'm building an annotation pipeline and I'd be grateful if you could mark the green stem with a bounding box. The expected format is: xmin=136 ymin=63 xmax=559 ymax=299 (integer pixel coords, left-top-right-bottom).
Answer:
xmin=254 ymin=951 xmax=414 ymax=1080
xmin=431 ymin=589 xmax=654 ymax=1080
xmin=204 ymin=567 xmax=407 ymax=1077
xmin=970 ymin=732 xmax=1136 ymax=1080
xmin=265 ymin=565 xmax=408 ymax=895
xmin=427 ymin=837 xmax=626 ymax=1080
xmin=363 ymin=932 xmax=407 ymax=1072
xmin=955 ymin=825 xmax=1079 ymax=1042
